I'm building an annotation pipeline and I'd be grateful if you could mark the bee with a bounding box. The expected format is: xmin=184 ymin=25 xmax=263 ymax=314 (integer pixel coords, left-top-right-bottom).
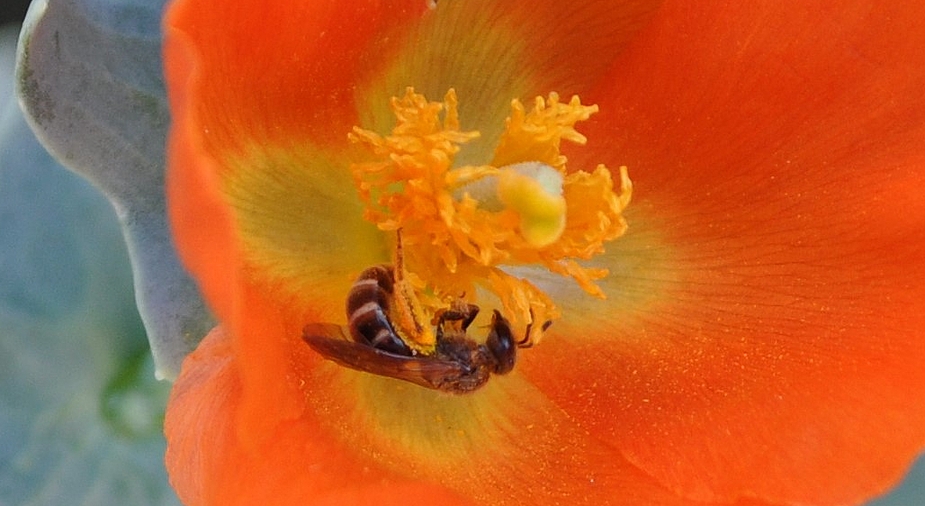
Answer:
xmin=303 ymin=264 xmax=522 ymax=394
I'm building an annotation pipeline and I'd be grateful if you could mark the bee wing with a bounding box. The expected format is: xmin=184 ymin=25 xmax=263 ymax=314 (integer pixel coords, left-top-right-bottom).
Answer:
xmin=302 ymin=323 xmax=469 ymax=391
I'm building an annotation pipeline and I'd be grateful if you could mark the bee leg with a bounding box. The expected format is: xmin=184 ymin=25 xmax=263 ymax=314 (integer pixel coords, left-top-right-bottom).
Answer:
xmin=434 ymin=301 xmax=480 ymax=331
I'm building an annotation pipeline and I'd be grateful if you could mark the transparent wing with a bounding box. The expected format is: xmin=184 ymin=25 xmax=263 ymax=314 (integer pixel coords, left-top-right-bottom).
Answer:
xmin=302 ymin=323 xmax=469 ymax=391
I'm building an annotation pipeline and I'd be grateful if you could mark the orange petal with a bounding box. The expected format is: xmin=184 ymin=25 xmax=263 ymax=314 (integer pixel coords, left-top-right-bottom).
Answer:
xmin=168 ymin=324 xmax=777 ymax=505
xmin=164 ymin=0 xmax=429 ymax=149
xmin=525 ymin=2 xmax=925 ymax=504
xmin=163 ymin=0 xmax=429 ymax=324
xmin=165 ymin=327 xmax=476 ymax=506
xmin=354 ymin=0 xmax=663 ymax=159
xmin=164 ymin=0 xmax=427 ymax=414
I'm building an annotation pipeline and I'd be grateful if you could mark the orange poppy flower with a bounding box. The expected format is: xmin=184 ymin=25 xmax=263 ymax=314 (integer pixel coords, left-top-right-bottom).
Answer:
xmin=162 ymin=0 xmax=925 ymax=505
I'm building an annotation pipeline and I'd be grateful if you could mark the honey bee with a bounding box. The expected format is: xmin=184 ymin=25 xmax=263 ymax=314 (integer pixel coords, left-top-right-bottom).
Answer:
xmin=303 ymin=264 xmax=522 ymax=394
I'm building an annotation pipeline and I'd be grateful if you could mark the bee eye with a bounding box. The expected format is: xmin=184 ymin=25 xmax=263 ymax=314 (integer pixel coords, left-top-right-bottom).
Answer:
xmin=486 ymin=310 xmax=516 ymax=374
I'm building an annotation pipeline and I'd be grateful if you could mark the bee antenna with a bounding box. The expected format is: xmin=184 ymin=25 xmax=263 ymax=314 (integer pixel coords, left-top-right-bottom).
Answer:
xmin=521 ymin=309 xmax=535 ymax=348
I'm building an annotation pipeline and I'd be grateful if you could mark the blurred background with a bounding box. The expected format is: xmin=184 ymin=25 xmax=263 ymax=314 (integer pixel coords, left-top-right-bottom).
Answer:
xmin=1 ymin=0 xmax=30 ymax=27
xmin=1 ymin=1 xmax=180 ymax=504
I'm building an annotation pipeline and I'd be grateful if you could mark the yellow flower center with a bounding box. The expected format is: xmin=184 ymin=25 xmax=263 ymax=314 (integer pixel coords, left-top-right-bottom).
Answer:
xmin=349 ymin=88 xmax=631 ymax=349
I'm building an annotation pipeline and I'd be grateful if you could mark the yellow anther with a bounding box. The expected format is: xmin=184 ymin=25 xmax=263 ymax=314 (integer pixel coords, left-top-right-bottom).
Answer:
xmin=349 ymin=88 xmax=631 ymax=346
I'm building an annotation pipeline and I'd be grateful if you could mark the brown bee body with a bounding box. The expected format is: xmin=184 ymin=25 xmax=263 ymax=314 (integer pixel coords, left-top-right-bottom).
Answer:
xmin=303 ymin=265 xmax=519 ymax=394
xmin=344 ymin=264 xmax=411 ymax=355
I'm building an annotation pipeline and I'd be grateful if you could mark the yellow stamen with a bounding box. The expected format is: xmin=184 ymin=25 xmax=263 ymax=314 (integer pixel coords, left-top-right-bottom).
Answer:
xmin=349 ymin=88 xmax=631 ymax=347
xmin=491 ymin=92 xmax=599 ymax=171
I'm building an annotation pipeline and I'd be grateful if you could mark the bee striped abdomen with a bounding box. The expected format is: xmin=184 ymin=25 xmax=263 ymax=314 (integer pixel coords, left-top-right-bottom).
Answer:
xmin=346 ymin=265 xmax=411 ymax=355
